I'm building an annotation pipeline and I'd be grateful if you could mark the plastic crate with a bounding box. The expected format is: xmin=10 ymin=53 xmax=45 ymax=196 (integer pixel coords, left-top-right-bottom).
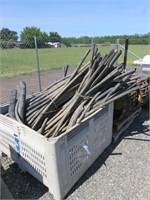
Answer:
xmin=0 ymin=102 xmax=113 ymax=200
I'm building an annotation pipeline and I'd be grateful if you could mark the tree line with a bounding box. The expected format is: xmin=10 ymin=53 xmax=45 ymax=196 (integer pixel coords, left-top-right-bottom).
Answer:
xmin=0 ymin=27 xmax=149 ymax=49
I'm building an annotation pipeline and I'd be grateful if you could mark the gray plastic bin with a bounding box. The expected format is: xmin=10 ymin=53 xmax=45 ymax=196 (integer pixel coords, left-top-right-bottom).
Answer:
xmin=0 ymin=102 xmax=113 ymax=200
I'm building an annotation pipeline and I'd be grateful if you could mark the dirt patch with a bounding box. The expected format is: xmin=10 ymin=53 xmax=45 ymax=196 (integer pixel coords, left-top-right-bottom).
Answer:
xmin=0 ymin=68 xmax=75 ymax=104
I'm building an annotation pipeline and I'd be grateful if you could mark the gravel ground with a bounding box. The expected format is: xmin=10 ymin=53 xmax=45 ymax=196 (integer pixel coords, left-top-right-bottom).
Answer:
xmin=1 ymin=106 xmax=150 ymax=200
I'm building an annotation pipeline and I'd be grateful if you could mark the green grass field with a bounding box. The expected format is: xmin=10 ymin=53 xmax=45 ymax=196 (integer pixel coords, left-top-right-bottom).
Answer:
xmin=0 ymin=45 xmax=149 ymax=78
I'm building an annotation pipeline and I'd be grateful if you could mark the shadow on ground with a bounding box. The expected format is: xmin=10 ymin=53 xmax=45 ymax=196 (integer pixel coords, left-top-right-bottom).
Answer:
xmin=1 ymin=162 xmax=51 ymax=199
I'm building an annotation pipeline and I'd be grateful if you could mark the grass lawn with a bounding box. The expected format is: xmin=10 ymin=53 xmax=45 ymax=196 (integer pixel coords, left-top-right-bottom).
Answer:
xmin=0 ymin=45 xmax=149 ymax=78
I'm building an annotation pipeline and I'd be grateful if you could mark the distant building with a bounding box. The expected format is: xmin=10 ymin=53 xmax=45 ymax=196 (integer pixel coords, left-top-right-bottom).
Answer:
xmin=47 ymin=42 xmax=61 ymax=48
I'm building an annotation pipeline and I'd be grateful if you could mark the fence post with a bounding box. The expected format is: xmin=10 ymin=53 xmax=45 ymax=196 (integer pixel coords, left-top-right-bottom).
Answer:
xmin=116 ymin=38 xmax=119 ymax=51
xmin=63 ymin=65 xmax=69 ymax=77
xmin=34 ymin=35 xmax=42 ymax=91
xmin=123 ymin=38 xmax=129 ymax=71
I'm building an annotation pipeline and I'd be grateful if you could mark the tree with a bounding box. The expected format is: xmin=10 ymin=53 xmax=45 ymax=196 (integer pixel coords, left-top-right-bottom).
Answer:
xmin=61 ymin=37 xmax=71 ymax=47
xmin=20 ymin=26 xmax=48 ymax=48
xmin=49 ymin=32 xmax=61 ymax=43
xmin=0 ymin=28 xmax=18 ymax=48
xmin=0 ymin=28 xmax=18 ymax=41
xmin=42 ymin=32 xmax=49 ymax=43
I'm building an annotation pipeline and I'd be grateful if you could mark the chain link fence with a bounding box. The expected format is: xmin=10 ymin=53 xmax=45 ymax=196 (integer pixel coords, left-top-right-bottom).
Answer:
xmin=0 ymin=36 xmax=70 ymax=104
xmin=0 ymin=37 xmax=149 ymax=104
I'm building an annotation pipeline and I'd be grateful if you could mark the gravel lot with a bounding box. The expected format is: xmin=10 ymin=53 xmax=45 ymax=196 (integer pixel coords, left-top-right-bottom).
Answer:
xmin=1 ymin=106 xmax=150 ymax=200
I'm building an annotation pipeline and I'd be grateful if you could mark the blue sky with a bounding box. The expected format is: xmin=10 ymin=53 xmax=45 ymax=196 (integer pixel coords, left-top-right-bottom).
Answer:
xmin=0 ymin=0 xmax=149 ymax=37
